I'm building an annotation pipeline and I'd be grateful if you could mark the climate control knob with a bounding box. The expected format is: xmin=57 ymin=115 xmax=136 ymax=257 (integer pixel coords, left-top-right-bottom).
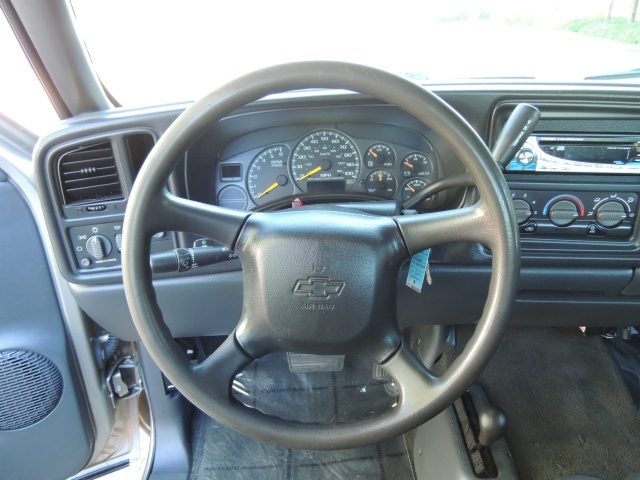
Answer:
xmin=549 ymin=200 xmax=579 ymax=226
xmin=512 ymin=199 xmax=532 ymax=225
xmin=595 ymin=201 xmax=626 ymax=228
xmin=86 ymin=235 xmax=112 ymax=260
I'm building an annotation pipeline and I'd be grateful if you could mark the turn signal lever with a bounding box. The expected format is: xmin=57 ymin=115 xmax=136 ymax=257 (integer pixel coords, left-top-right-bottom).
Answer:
xmin=150 ymin=246 xmax=237 ymax=274
xmin=402 ymin=103 xmax=540 ymax=210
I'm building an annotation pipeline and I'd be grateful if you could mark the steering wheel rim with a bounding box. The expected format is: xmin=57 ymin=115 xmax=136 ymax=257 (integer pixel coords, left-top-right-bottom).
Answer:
xmin=122 ymin=61 xmax=520 ymax=450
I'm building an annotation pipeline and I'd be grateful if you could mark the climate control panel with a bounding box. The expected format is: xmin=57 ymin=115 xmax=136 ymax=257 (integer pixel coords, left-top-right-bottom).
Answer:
xmin=510 ymin=190 xmax=637 ymax=239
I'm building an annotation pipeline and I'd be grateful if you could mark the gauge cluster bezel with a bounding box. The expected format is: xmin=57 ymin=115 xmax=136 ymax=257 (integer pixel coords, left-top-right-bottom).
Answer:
xmin=213 ymin=123 xmax=441 ymax=209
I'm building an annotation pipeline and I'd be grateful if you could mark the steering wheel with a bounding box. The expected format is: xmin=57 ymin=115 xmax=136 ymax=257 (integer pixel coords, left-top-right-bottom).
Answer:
xmin=122 ymin=61 xmax=519 ymax=450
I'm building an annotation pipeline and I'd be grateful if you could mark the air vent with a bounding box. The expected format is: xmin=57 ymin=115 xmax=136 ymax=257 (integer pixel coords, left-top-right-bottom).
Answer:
xmin=58 ymin=141 xmax=123 ymax=205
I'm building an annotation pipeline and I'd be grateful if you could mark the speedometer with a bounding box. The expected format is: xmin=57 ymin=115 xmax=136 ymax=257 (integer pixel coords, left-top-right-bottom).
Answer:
xmin=291 ymin=130 xmax=360 ymax=192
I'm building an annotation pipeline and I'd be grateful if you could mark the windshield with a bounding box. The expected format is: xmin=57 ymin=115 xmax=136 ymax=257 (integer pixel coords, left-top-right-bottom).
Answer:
xmin=71 ymin=0 xmax=640 ymax=107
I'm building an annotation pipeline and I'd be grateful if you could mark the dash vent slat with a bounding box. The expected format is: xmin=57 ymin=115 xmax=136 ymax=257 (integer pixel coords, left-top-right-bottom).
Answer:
xmin=57 ymin=141 xmax=123 ymax=205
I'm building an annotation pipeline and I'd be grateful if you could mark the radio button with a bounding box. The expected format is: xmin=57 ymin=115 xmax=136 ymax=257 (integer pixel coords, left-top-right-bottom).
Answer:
xmin=516 ymin=148 xmax=536 ymax=166
xmin=549 ymin=200 xmax=579 ymax=226
xmin=595 ymin=201 xmax=626 ymax=228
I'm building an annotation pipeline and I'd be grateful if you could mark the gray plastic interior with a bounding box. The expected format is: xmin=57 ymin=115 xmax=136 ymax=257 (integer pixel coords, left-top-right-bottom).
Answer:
xmin=413 ymin=384 xmax=518 ymax=480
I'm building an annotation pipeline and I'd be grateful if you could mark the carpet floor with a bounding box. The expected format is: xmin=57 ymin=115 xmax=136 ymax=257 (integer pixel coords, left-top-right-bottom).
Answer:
xmin=457 ymin=327 xmax=640 ymax=480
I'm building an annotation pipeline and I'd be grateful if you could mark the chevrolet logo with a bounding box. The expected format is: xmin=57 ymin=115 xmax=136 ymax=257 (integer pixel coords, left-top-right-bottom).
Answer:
xmin=293 ymin=277 xmax=345 ymax=299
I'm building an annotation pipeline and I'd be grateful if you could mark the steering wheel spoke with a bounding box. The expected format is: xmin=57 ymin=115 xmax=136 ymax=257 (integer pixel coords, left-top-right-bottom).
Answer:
xmin=381 ymin=342 xmax=442 ymax=411
xmin=190 ymin=334 xmax=253 ymax=400
xmin=148 ymin=190 xmax=251 ymax=248
xmin=394 ymin=203 xmax=496 ymax=254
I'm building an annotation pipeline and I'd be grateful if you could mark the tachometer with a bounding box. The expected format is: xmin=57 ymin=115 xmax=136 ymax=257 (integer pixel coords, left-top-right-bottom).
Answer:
xmin=247 ymin=145 xmax=293 ymax=205
xmin=291 ymin=130 xmax=360 ymax=192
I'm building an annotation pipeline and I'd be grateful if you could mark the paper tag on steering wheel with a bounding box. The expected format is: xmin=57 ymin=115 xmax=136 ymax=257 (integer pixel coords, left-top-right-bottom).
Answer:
xmin=406 ymin=249 xmax=431 ymax=293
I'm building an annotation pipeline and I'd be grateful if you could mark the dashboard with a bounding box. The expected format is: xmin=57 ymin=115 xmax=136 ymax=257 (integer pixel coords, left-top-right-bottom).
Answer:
xmin=31 ymin=86 xmax=640 ymax=341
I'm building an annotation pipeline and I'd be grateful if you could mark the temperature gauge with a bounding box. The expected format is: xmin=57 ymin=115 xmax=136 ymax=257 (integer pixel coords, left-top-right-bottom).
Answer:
xmin=401 ymin=178 xmax=431 ymax=204
xmin=365 ymin=169 xmax=397 ymax=199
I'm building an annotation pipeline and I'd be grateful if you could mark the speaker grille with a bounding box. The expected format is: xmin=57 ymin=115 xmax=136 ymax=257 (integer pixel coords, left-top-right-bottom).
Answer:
xmin=0 ymin=350 xmax=63 ymax=430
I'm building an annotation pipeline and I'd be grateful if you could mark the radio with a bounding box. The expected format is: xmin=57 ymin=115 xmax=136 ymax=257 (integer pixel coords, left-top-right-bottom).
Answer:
xmin=506 ymin=135 xmax=640 ymax=174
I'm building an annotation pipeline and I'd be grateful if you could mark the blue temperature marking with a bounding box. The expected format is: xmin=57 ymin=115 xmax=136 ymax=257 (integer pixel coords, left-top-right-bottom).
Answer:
xmin=542 ymin=195 xmax=584 ymax=216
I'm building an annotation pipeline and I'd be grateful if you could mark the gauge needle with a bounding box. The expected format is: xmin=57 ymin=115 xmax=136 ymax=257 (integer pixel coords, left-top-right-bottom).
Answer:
xmin=403 ymin=161 xmax=414 ymax=169
xmin=378 ymin=171 xmax=383 ymax=182
xmin=298 ymin=165 xmax=323 ymax=181
xmin=256 ymin=181 xmax=279 ymax=199
xmin=368 ymin=149 xmax=378 ymax=158
xmin=407 ymin=184 xmax=416 ymax=193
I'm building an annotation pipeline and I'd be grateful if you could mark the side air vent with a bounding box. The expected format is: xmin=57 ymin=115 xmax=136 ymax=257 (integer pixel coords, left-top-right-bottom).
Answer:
xmin=57 ymin=141 xmax=123 ymax=205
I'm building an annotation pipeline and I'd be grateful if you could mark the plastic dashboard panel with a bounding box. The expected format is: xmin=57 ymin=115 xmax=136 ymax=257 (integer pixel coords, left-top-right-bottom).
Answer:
xmin=33 ymin=88 xmax=640 ymax=340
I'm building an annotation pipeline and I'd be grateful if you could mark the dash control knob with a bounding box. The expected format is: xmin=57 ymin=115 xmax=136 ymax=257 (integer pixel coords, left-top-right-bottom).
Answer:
xmin=516 ymin=147 xmax=536 ymax=166
xmin=86 ymin=235 xmax=112 ymax=260
xmin=549 ymin=200 xmax=579 ymax=226
xmin=595 ymin=201 xmax=626 ymax=228
xmin=512 ymin=199 xmax=532 ymax=225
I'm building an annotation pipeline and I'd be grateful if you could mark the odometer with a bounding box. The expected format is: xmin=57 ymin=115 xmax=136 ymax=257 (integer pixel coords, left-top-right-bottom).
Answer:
xmin=291 ymin=130 xmax=360 ymax=192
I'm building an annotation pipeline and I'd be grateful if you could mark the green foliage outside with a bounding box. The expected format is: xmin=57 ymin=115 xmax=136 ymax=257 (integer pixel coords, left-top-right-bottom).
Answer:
xmin=564 ymin=17 xmax=640 ymax=44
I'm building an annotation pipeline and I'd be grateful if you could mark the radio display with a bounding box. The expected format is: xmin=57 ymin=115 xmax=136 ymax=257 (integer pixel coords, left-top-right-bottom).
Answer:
xmin=507 ymin=136 xmax=640 ymax=173
xmin=543 ymin=144 xmax=636 ymax=164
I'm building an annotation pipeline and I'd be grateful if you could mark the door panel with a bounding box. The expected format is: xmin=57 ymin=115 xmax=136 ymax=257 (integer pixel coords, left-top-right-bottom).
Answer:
xmin=0 ymin=173 xmax=94 ymax=480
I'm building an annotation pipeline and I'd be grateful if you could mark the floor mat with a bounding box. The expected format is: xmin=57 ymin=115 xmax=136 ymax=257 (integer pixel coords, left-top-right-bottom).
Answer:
xmin=456 ymin=327 xmax=640 ymax=480
xmin=190 ymin=353 xmax=414 ymax=480
xmin=607 ymin=335 xmax=640 ymax=414
xmin=231 ymin=353 xmax=397 ymax=424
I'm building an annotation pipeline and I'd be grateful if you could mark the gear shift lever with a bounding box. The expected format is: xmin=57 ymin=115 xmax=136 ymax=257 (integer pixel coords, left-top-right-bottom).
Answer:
xmin=477 ymin=404 xmax=507 ymax=447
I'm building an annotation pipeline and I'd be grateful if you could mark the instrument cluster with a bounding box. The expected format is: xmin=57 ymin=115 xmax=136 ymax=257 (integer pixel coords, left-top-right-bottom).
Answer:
xmin=215 ymin=126 xmax=441 ymax=210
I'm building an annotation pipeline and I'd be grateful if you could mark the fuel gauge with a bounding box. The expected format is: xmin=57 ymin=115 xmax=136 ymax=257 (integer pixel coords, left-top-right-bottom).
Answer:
xmin=365 ymin=144 xmax=395 ymax=168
